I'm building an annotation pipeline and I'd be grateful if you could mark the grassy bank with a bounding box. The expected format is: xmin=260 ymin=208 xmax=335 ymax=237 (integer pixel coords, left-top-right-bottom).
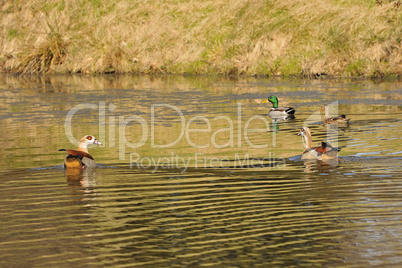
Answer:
xmin=0 ymin=0 xmax=401 ymax=77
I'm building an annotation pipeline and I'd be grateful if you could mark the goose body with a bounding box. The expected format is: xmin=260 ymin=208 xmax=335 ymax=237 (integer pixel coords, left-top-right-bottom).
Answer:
xmin=320 ymin=105 xmax=350 ymax=125
xmin=296 ymin=127 xmax=340 ymax=160
xmin=262 ymin=95 xmax=295 ymax=117
xmin=59 ymin=135 xmax=102 ymax=169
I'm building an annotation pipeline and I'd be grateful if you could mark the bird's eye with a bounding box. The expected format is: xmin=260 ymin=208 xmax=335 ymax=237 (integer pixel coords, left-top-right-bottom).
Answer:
xmin=86 ymin=136 xmax=93 ymax=140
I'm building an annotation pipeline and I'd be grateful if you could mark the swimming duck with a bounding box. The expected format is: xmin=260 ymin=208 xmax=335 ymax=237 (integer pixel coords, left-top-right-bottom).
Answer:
xmin=320 ymin=105 xmax=350 ymax=125
xmin=296 ymin=127 xmax=340 ymax=160
xmin=59 ymin=135 xmax=102 ymax=169
xmin=262 ymin=95 xmax=295 ymax=117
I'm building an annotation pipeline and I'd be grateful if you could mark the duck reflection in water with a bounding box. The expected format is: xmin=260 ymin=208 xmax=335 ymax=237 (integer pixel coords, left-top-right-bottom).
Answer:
xmin=302 ymin=158 xmax=340 ymax=173
xmin=269 ymin=115 xmax=296 ymax=133
xmin=65 ymin=167 xmax=97 ymax=187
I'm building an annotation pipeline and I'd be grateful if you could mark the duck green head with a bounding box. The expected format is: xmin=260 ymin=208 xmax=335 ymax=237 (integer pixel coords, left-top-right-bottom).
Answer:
xmin=262 ymin=95 xmax=278 ymax=108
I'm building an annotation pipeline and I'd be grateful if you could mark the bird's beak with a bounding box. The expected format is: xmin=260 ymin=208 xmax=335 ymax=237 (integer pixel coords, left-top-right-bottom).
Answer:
xmin=94 ymin=139 xmax=102 ymax=145
xmin=262 ymin=99 xmax=268 ymax=103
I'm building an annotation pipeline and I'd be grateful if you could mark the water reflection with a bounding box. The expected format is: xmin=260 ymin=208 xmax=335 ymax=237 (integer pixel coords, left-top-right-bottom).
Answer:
xmin=301 ymin=158 xmax=340 ymax=173
xmin=65 ymin=167 xmax=97 ymax=187
xmin=269 ymin=116 xmax=296 ymax=134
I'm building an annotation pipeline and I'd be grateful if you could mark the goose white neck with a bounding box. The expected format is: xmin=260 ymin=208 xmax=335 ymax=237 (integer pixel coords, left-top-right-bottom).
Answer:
xmin=78 ymin=142 xmax=89 ymax=153
xmin=323 ymin=105 xmax=331 ymax=119
xmin=302 ymin=128 xmax=312 ymax=149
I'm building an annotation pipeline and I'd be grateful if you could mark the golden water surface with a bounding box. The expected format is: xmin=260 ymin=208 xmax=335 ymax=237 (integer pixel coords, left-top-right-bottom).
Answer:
xmin=0 ymin=74 xmax=401 ymax=267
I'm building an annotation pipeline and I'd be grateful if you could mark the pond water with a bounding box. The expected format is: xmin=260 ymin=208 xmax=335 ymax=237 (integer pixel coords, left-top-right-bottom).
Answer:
xmin=0 ymin=74 xmax=401 ymax=267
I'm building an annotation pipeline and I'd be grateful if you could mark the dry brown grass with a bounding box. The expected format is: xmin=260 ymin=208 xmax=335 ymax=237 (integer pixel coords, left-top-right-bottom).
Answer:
xmin=0 ymin=0 xmax=401 ymax=76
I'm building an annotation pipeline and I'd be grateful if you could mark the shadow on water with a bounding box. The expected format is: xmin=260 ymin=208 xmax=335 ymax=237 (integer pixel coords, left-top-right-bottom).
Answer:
xmin=0 ymin=74 xmax=401 ymax=267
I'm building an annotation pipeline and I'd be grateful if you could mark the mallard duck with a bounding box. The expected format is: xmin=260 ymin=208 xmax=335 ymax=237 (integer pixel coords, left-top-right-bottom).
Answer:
xmin=59 ymin=135 xmax=102 ymax=169
xmin=320 ymin=105 xmax=350 ymax=125
xmin=296 ymin=127 xmax=340 ymax=160
xmin=262 ymin=95 xmax=295 ymax=117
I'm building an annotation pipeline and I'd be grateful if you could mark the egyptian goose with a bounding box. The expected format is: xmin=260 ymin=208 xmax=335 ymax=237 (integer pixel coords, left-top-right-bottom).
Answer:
xmin=320 ymin=105 xmax=350 ymax=125
xmin=262 ymin=95 xmax=296 ymax=117
xmin=296 ymin=127 xmax=340 ymax=160
xmin=59 ymin=135 xmax=102 ymax=169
